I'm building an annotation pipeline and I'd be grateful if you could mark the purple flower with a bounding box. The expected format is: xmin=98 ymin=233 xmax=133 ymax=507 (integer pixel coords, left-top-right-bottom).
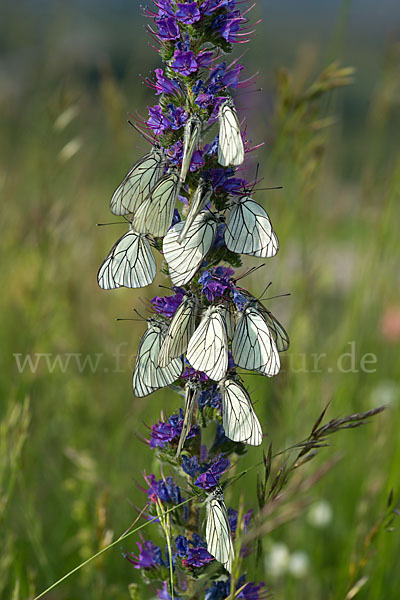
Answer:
xmin=199 ymin=266 xmax=234 ymax=302
xmin=125 ymin=540 xmax=164 ymax=569
xmin=157 ymin=582 xmax=173 ymax=600
xmin=176 ymin=535 xmax=190 ymax=557
xmin=181 ymin=455 xmax=199 ymax=478
xmin=202 ymin=0 xmax=236 ymax=15
xmin=147 ymin=105 xmax=171 ymax=134
xmin=208 ymin=62 xmax=244 ymax=89
xmin=146 ymin=474 xmax=182 ymax=504
xmin=195 ymin=92 xmax=215 ymax=109
xmin=194 ymin=457 xmax=230 ymax=489
xmin=205 ymin=581 xmax=229 ymax=600
xmin=150 ymin=420 xmax=179 ymax=449
xmin=154 ymin=68 xmax=181 ymax=95
xmin=156 ymin=16 xmax=180 ymax=40
xmin=237 ymin=582 xmax=267 ymax=600
xmin=198 ymin=385 xmax=222 ymax=409
xmin=183 ymin=547 xmax=214 ymax=568
xmin=167 ymin=140 xmax=184 ymax=163
xmin=212 ymin=12 xmax=244 ymax=43
xmin=214 ymin=422 xmax=229 ymax=446
xmin=232 ymin=288 xmax=247 ymax=310
xmin=165 ymin=104 xmax=188 ymax=130
xmin=196 ymin=50 xmax=214 ymax=68
xmin=150 ymin=292 xmax=184 ymax=317
xmin=171 ymin=50 xmax=198 ymax=76
xmin=171 ymin=208 xmax=181 ymax=227
xmin=189 ymin=150 xmax=205 ymax=172
xmin=181 ymin=366 xmax=209 ymax=381
xmin=227 ymin=508 xmax=253 ymax=535
xmin=175 ymin=2 xmax=201 ymax=24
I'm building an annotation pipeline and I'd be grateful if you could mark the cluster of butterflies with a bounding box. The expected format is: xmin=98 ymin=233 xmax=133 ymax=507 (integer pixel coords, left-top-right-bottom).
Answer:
xmin=98 ymin=96 xmax=288 ymax=574
xmin=132 ymin=291 xmax=289 ymax=452
xmin=98 ymin=98 xmax=278 ymax=291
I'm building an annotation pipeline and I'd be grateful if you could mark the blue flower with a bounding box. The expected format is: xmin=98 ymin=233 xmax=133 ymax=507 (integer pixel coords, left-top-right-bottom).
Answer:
xmin=205 ymin=580 xmax=229 ymax=600
xmin=175 ymin=535 xmax=190 ymax=557
xmin=181 ymin=455 xmax=199 ymax=478
xmin=146 ymin=474 xmax=183 ymax=504
xmin=125 ymin=540 xmax=164 ymax=569
xmin=165 ymin=104 xmax=188 ymax=130
xmin=171 ymin=208 xmax=181 ymax=227
xmin=147 ymin=105 xmax=171 ymax=134
xmin=154 ymin=68 xmax=182 ymax=95
xmin=212 ymin=11 xmax=244 ymax=43
xmin=156 ymin=16 xmax=180 ymax=41
xmin=175 ymin=2 xmax=201 ymax=24
xmin=232 ymin=288 xmax=247 ymax=310
xmin=150 ymin=291 xmax=184 ymax=317
xmin=189 ymin=149 xmax=205 ymax=172
xmin=150 ymin=420 xmax=179 ymax=449
xmin=183 ymin=547 xmax=214 ymax=568
xmin=199 ymin=265 xmax=234 ymax=301
xmin=171 ymin=50 xmax=198 ymax=76
xmin=198 ymin=385 xmax=222 ymax=409
xmin=194 ymin=457 xmax=230 ymax=489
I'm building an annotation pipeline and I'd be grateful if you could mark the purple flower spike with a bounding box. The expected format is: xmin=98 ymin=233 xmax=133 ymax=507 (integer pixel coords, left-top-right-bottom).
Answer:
xmin=171 ymin=50 xmax=198 ymax=76
xmin=194 ymin=457 xmax=230 ymax=489
xmin=175 ymin=2 xmax=201 ymax=24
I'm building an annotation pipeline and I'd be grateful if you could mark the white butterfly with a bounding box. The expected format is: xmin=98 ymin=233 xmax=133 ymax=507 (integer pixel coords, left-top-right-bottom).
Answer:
xmin=132 ymin=319 xmax=183 ymax=397
xmin=218 ymin=98 xmax=244 ymax=167
xmin=225 ymin=196 xmax=279 ymax=257
xmin=219 ymin=376 xmax=263 ymax=446
xmin=133 ymin=170 xmax=180 ymax=237
xmin=175 ymin=380 xmax=201 ymax=458
xmin=178 ymin=178 xmax=213 ymax=243
xmin=186 ymin=305 xmax=229 ymax=381
xmin=158 ymin=292 xmax=200 ymax=368
xmin=206 ymin=486 xmax=234 ymax=573
xmin=180 ymin=115 xmax=202 ymax=184
xmin=110 ymin=146 xmax=166 ymax=216
xmin=232 ymin=300 xmax=280 ymax=377
xmin=97 ymin=228 xmax=156 ymax=289
xmin=163 ymin=212 xmax=219 ymax=286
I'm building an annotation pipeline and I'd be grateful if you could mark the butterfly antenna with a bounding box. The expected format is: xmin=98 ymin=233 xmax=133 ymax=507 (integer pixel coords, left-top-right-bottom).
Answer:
xmin=96 ymin=221 xmax=126 ymax=226
xmin=133 ymin=308 xmax=147 ymax=321
xmin=260 ymin=292 xmax=291 ymax=302
xmin=127 ymin=117 xmax=156 ymax=145
xmin=234 ymin=263 xmax=266 ymax=282
xmin=258 ymin=282 xmax=272 ymax=299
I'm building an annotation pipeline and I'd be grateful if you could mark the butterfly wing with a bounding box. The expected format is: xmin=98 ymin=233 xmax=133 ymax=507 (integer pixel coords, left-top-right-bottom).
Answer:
xmin=218 ymin=100 xmax=244 ymax=167
xmin=175 ymin=381 xmax=201 ymax=458
xmin=206 ymin=488 xmax=234 ymax=573
xmin=258 ymin=304 xmax=290 ymax=352
xmin=133 ymin=172 xmax=179 ymax=237
xmin=110 ymin=148 xmax=165 ymax=216
xmin=97 ymin=230 xmax=156 ymax=289
xmin=225 ymin=197 xmax=279 ymax=257
xmin=132 ymin=321 xmax=183 ymax=397
xmin=163 ymin=213 xmax=217 ymax=286
xmin=186 ymin=306 xmax=228 ymax=381
xmin=180 ymin=116 xmax=202 ymax=184
xmin=178 ymin=180 xmax=212 ymax=243
xmin=220 ymin=378 xmax=263 ymax=445
xmin=158 ymin=294 xmax=199 ymax=367
xmin=232 ymin=304 xmax=280 ymax=376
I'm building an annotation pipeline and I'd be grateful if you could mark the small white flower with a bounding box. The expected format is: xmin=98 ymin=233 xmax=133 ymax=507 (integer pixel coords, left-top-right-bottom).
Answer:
xmin=265 ymin=542 xmax=290 ymax=577
xmin=307 ymin=500 xmax=333 ymax=528
xmin=288 ymin=551 xmax=309 ymax=578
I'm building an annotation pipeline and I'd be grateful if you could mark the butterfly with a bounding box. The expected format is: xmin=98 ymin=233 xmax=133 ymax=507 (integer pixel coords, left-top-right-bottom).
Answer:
xmin=218 ymin=98 xmax=244 ymax=167
xmin=97 ymin=227 xmax=156 ymax=289
xmin=231 ymin=299 xmax=281 ymax=377
xmin=219 ymin=376 xmax=263 ymax=445
xmin=178 ymin=178 xmax=213 ymax=243
xmin=180 ymin=115 xmax=202 ymax=184
xmin=225 ymin=196 xmax=279 ymax=257
xmin=133 ymin=170 xmax=180 ymax=238
xmin=186 ymin=305 xmax=229 ymax=381
xmin=205 ymin=486 xmax=235 ymax=573
xmin=163 ymin=212 xmax=219 ymax=286
xmin=132 ymin=319 xmax=183 ymax=397
xmin=110 ymin=145 xmax=166 ymax=216
xmin=158 ymin=292 xmax=200 ymax=368
xmin=175 ymin=379 xmax=201 ymax=458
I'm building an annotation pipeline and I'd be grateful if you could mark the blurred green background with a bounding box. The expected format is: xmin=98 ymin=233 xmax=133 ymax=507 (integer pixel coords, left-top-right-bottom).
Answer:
xmin=1 ymin=0 xmax=400 ymax=598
